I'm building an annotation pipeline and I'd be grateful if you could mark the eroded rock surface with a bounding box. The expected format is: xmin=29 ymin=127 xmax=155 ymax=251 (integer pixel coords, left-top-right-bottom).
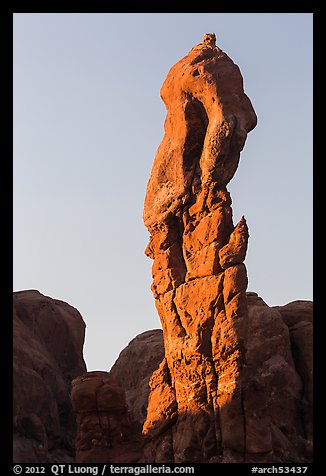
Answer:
xmin=274 ymin=301 xmax=313 ymax=444
xmin=110 ymin=330 xmax=164 ymax=427
xmin=142 ymin=34 xmax=312 ymax=463
xmin=13 ymin=290 xmax=86 ymax=463
xmin=102 ymin=296 xmax=312 ymax=463
xmin=142 ymin=31 xmax=256 ymax=464
xmin=71 ymin=372 xmax=143 ymax=463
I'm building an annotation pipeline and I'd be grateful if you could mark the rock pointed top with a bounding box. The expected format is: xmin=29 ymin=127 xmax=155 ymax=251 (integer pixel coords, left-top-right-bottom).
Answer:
xmin=143 ymin=33 xmax=257 ymax=229
xmin=202 ymin=33 xmax=216 ymax=47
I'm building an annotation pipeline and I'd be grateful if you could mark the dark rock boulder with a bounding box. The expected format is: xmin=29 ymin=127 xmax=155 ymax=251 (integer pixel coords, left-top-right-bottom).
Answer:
xmin=13 ymin=290 xmax=86 ymax=463
xmin=109 ymin=329 xmax=164 ymax=427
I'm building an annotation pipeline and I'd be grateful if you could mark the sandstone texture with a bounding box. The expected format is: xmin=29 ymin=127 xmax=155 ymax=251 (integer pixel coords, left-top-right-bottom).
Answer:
xmin=110 ymin=330 xmax=164 ymax=427
xmin=71 ymin=371 xmax=143 ymax=463
xmin=13 ymin=290 xmax=86 ymax=463
xmin=274 ymin=300 xmax=313 ymax=444
xmin=142 ymin=33 xmax=312 ymax=463
xmin=95 ymin=296 xmax=312 ymax=463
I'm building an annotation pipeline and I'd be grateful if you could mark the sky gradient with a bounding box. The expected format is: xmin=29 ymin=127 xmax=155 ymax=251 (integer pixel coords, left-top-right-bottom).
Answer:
xmin=13 ymin=13 xmax=313 ymax=371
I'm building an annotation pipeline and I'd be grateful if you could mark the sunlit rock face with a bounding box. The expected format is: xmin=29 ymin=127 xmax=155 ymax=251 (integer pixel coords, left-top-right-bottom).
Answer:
xmin=142 ymin=34 xmax=312 ymax=463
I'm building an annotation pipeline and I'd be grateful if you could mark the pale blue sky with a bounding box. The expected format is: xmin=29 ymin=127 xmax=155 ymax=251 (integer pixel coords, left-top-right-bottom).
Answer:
xmin=13 ymin=13 xmax=313 ymax=371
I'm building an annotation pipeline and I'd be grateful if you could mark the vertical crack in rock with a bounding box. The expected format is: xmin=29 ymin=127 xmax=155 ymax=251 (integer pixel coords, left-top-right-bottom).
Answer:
xmin=142 ymin=33 xmax=257 ymax=462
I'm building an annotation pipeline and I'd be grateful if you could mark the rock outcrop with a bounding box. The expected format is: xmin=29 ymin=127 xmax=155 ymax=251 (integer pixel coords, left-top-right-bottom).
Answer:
xmin=242 ymin=294 xmax=313 ymax=463
xmin=13 ymin=290 xmax=87 ymax=463
xmin=71 ymin=372 xmax=143 ymax=463
xmin=110 ymin=330 xmax=164 ymax=427
xmin=81 ymin=292 xmax=313 ymax=463
xmin=274 ymin=300 xmax=313 ymax=444
xmin=70 ymin=331 xmax=164 ymax=463
xmin=142 ymin=33 xmax=312 ymax=463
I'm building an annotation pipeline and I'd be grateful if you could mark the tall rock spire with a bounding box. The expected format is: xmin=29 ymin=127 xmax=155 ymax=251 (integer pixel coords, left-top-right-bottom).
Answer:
xmin=69 ymin=37 xmax=312 ymax=465
xmin=142 ymin=34 xmax=257 ymax=462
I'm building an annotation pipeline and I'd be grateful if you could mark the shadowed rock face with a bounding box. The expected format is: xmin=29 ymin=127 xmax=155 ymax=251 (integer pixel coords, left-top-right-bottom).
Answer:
xmin=70 ymin=331 xmax=164 ymax=464
xmin=71 ymin=372 xmax=143 ymax=463
xmin=110 ymin=330 xmax=164 ymax=427
xmin=106 ymin=297 xmax=312 ymax=464
xmin=13 ymin=290 xmax=87 ymax=463
xmin=142 ymin=34 xmax=312 ymax=463
xmin=274 ymin=301 xmax=313 ymax=444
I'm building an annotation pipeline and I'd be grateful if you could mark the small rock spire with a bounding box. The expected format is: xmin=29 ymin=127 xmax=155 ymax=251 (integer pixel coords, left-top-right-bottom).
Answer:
xmin=202 ymin=32 xmax=216 ymax=47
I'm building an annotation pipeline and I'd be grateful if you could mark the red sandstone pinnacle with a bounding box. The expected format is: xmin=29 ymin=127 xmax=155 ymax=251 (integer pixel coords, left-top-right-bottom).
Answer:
xmin=142 ymin=33 xmax=256 ymax=463
xmin=142 ymin=34 xmax=312 ymax=463
xmin=143 ymin=33 xmax=257 ymax=231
